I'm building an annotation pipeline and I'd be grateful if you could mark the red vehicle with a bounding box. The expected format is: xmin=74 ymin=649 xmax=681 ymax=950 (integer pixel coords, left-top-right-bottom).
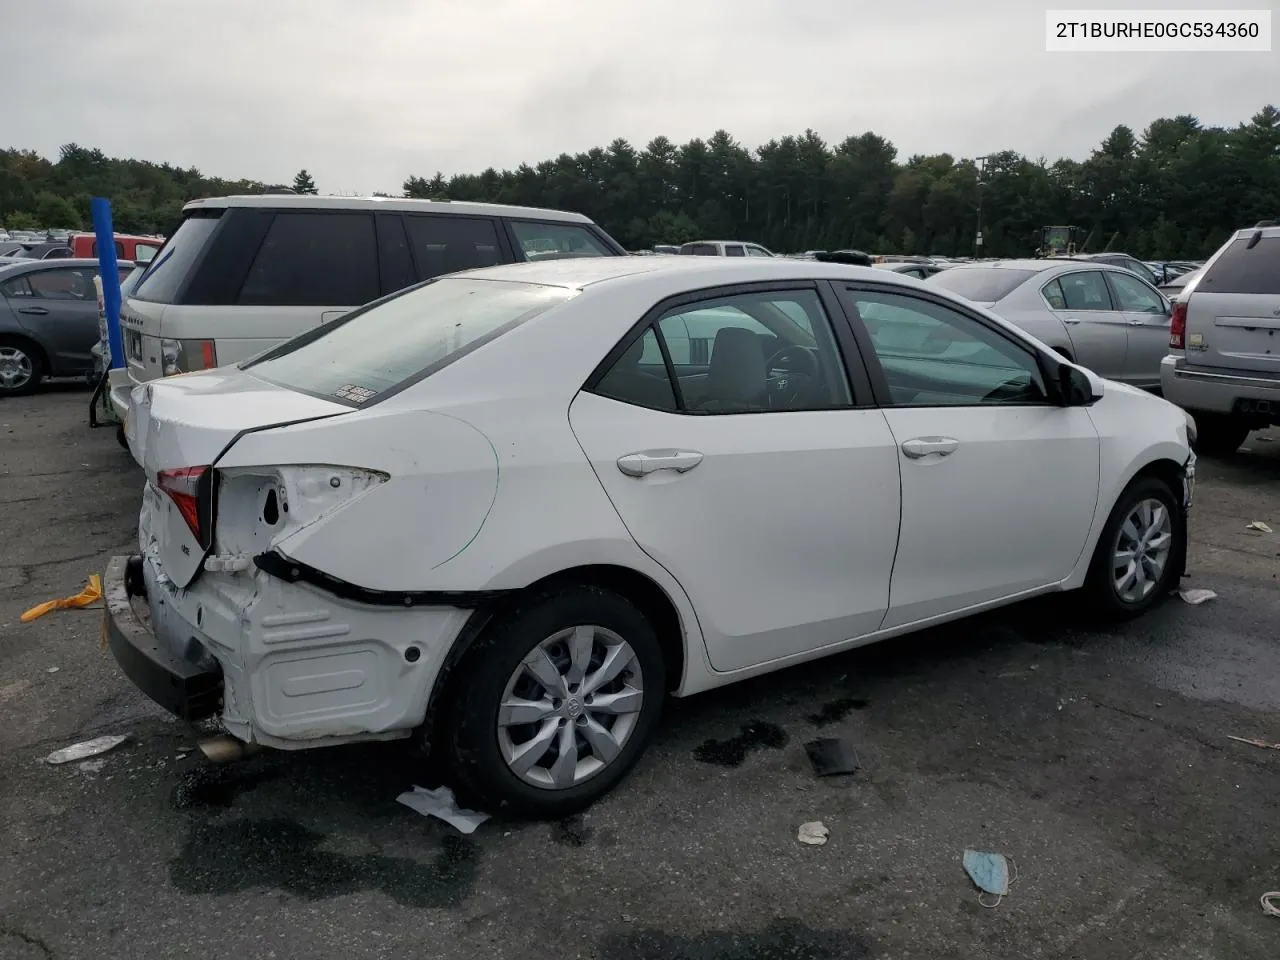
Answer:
xmin=68 ymin=233 xmax=164 ymax=265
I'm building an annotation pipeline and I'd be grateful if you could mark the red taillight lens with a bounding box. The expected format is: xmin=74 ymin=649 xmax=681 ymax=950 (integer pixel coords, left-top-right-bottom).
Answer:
xmin=1169 ymin=301 xmax=1187 ymax=348
xmin=157 ymin=466 xmax=209 ymax=542
xmin=200 ymin=340 xmax=216 ymax=369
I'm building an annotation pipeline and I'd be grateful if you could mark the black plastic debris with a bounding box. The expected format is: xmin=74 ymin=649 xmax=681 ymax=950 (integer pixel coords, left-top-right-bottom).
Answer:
xmin=804 ymin=738 xmax=860 ymax=777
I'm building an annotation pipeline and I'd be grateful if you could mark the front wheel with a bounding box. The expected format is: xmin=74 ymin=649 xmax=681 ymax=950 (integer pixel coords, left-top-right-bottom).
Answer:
xmin=1082 ymin=476 xmax=1185 ymax=619
xmin=442 ymin=585 xmax=665 ymax=818
xmin=0 ymin=338 xmax=45 ymax=397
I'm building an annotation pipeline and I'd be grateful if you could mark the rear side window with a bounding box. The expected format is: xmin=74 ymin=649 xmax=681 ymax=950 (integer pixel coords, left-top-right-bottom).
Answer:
xmin=132 ymin=211 xmax=223 ymax=304
xmin=724 ymin=245 xmax=745 ymax=257
xmin=238 ymin=212 xmax=378 ymax=306
xmin=246 ymin=278 xmax=574 ymax=404
xmin=509 ymin=221 xmax=613 ymax=260
xmin=685 ymin=244 xmax=718 ymax=256
xmin=927 ymin=268 xmax=1036 ymax=302
xmin=1199 ymin=236 xmax=1280 ymax=295
xmin=404 ymin=215 xmax=501 ymax=280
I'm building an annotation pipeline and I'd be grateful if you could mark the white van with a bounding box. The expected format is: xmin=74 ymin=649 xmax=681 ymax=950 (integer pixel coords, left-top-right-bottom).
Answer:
xmin=108 ymin=195 xmax=627 ymax=431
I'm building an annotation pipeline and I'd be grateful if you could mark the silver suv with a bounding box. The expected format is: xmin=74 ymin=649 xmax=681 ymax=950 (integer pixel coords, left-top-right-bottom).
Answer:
xmin=1161 ymin=223 xmax=1280 ymax=455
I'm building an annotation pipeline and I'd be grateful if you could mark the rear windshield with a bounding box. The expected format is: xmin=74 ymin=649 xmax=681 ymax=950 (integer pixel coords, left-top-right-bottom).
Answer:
xmin=130 ymin=211 xmax=222 ymax=303
xmin=245 ymin=277 xmax=574 ymax=405
xmin=927 ymin=268 xmax=1037 ymax=302
xmin=1199 ymin=236 xmax=1280 ymax=295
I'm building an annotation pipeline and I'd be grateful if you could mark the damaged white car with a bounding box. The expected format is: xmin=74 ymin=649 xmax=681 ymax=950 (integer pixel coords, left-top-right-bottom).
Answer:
xmin=105 ymin=256 xmax=1195 ymax=817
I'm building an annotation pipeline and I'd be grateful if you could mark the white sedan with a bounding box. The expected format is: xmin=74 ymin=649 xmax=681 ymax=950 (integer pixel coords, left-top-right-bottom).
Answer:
xmin=105 ymin=256 xmax=1196 ymax=817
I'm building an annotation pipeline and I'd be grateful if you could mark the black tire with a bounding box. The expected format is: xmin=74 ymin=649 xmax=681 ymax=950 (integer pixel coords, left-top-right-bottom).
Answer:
xmin=442 ymin=585 xmax=665 ymax=819
xmin=0 ymin=336 xmax=46 ymax=397
xmin=1190 ymin=412 xmax=1250 ymax=457
xmin=1082 ymin=475 xmax=1185 ymax=620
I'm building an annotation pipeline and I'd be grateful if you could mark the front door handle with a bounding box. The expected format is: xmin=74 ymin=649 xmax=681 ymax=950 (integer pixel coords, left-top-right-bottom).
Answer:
xmin=18 ymin=306 xmax=49 ymax=315
xmin=1128 ymin=320 xmax=1145 ymax=326
xmin=1062 ymin=317 xmax=1081 ymax=325
xmin=617 ymin=450 xmax=704 ymax=477
xmin=901 ymin=437 xmax=959 ymax=459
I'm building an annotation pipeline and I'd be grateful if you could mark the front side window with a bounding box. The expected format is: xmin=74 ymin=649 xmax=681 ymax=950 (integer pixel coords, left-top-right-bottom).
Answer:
xmin=745 ymin=245 xmax=771 ymax=258
xmin=1107 ymin=271 xmax=1166 ymax=314
xmin=23 ymin=267 xmax=96 ymax=301
xmin=509 ymin=221 xmax=612 ymax=260
xmin=589 ymin=288 xmax=852 ymax=414
xmin=1056 ymin=271 xmax=1113 ymax=311
xmin=846 ymin=289 xmax=1048 ymax=406
xmin=238 ymin=212 xmax=379 ymax=307
xmin=246 ymin=277 xmax=573 ymax=405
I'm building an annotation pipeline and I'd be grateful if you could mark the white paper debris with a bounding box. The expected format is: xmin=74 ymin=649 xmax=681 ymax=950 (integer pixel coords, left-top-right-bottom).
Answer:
xmin=46 ymin=666 xmax=60 ymax=674
xmin=1179 ymin=588 xmax=1218 ymax=605
xmin=1246 ymin=521 xmax=1273 ymax=534
xmin=45 ymin=734 xmax=129 ymax=765
xmin=396 ymin=785 xmax=489 ymax=834
xmin=798 ymin=821 xmax=829 ymax=846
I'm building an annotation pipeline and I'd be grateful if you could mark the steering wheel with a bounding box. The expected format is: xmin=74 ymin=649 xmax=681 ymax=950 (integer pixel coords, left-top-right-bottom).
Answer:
xmin=765 ymin=346 xmax=820 ymax=409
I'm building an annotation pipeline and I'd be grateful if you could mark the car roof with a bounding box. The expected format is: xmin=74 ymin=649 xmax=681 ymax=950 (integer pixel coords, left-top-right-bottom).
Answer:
xmin=183 ymin=194 xmax=594 ymax=223
xmin=445 ymin=252 xmax=899 ymax=290
xmin=0 ymin=257 xmax=134 ymax=274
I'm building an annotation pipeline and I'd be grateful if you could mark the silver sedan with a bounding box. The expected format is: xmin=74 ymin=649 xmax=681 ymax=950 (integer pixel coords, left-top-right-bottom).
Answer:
xmin=927 ymin=259 xmax=1173 ymax=390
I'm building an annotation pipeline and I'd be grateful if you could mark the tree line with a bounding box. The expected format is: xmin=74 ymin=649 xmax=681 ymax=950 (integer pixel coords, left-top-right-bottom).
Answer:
xmin=3 ymin=105 xmax=1277 ymax=258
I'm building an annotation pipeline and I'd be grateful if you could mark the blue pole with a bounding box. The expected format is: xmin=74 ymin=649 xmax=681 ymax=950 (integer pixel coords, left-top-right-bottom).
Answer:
xmin=91 ymin=197 xmax=124 ymax=369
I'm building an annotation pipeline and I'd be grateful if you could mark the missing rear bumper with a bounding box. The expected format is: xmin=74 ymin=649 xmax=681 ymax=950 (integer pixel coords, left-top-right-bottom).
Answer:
xmin=103 ymin=555 xmax=223 ymax=721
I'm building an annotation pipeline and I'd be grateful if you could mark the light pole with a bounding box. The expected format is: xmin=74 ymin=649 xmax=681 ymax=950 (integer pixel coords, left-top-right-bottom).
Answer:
xmin=974 ymin=155 xmax=989 ymax=258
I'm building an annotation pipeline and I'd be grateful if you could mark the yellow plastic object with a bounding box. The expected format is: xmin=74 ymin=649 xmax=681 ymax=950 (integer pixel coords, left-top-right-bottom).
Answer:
xmin=21 ymin=574 xmax=103 ymax=623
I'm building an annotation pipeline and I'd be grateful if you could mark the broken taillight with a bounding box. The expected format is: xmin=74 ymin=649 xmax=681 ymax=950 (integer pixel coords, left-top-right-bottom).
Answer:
xmin=157 ymin=466 xmax=210 ymax=542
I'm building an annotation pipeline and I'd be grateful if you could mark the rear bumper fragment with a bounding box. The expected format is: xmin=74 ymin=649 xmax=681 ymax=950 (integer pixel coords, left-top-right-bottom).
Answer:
xmin=103 ymin=555 xmax=223 ymax=721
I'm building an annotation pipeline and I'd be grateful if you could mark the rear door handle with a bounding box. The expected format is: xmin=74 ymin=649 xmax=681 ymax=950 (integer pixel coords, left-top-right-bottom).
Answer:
xmin=1062 ymin=317 xmax=1081 ymax=325
xmin=1128 ymin=320 xmax=1144 ymax=326
xmin=901 ymin=437 xmax=959 ymax=459
xmin=18 ymin=306 xmax=49 ymax=315
xmin=617 ymin=450 xmax=704 ymax=477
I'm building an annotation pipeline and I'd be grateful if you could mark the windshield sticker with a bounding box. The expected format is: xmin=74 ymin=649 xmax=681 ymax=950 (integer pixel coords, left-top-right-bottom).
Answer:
xmin=334 ymin=384 xmax=378 ymax=403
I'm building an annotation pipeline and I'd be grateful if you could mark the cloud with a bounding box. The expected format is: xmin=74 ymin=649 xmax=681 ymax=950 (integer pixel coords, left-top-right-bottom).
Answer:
xmin=2 ymin=0 xmax=1271 ymax=192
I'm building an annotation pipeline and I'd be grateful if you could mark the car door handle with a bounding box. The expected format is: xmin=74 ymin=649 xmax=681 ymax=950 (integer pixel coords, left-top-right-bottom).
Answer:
xmin=1128 ymin=320 xmax=1145 ymax=326
xmin=17 ymin=306 xmax=49 ymax=315
xmin=901 ymin=437 xmax=959 ymax=459
xmin=1062 ymin=317 xmax=1081 ymax=325
xmin=616 ymin=450 xmax=704 ymax=477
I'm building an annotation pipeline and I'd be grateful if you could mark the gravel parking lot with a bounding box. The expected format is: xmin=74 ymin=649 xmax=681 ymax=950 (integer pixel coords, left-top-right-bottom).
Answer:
xmin=2 ymin=387 xmax=1278 ymax=960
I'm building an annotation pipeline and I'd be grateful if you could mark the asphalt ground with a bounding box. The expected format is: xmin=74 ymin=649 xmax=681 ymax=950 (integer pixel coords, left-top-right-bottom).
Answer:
xmin=1 ymin=385 xmax=1278 ymax=960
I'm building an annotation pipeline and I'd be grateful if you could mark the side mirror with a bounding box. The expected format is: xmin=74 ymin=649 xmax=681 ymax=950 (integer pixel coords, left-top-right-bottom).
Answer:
xmin=1056 ymin=361 xmax=1103 ymax=406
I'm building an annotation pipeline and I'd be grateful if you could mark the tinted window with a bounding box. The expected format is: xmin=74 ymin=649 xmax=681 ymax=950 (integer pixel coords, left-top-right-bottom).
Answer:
xmin=247 ymin=278 xmax=573 ymax=404
xmin=1041 ymin=278 xmax=1067 ymax=310
xmin=593 ymin=327 xmax=677 ymax=411
xmin=849 ymin=289 xmax=1047 ymax=406
xmin=1107 ymin=271 xmax=1165 ymax=313
xmin=405 ymin=215 xmax=501 ymax=281
xmin=1199 ymin=236 xmax=1280 ymax=295
xmin=509 ymin=221 xmax=612 ymax=260
xmin=724 ymin=245 xmax=745 ymax=257
xmin=238 ymin=212 xmax=378 ymax=306
xmin=1057 ymin=271 xmax=1113 ymax=311
xmin=132 ymin=211 xmax=222 ymax=303
xmin=375 ymin=215 xmax=417 ymax=294
xmin=647 ymin=289 xmax=852 ymax=413
xmin=18 ymin=267 xmax=97 ymax=300
xmin=686 ymin=244 xmax=718 ymax=256
xmin=927 ymin=268 xmax=1036 ymax=302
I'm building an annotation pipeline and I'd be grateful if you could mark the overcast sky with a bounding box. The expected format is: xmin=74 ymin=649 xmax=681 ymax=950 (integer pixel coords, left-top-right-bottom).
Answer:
xmin=4 ymin=0 xmax=1274 ymax=192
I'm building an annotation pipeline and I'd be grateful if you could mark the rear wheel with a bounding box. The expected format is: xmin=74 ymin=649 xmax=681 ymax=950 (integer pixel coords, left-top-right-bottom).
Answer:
xmin=1082 ymin=476 xmax=1184 ymax=619
xmin=0 ymin=337 xmax=44 ymax=396
xmin=442 ymin=585 xmax=665 ymax=818
xmin=1191 ymin=413 xmax=1250 ymax=457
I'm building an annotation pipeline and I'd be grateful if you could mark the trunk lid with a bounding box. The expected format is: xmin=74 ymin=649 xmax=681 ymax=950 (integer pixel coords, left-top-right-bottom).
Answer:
xmin=1184 ymin=230 xmax=1280 ymax=374
xmin=131 ymin=367 xmax=350 ymax=587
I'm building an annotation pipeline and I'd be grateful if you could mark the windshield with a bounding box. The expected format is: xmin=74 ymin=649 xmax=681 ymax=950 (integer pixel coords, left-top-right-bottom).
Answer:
xmin=246 ymin=277 xmax=575 ymax=405
xmin=928 ymin=268 xmax=1037 ymax=303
